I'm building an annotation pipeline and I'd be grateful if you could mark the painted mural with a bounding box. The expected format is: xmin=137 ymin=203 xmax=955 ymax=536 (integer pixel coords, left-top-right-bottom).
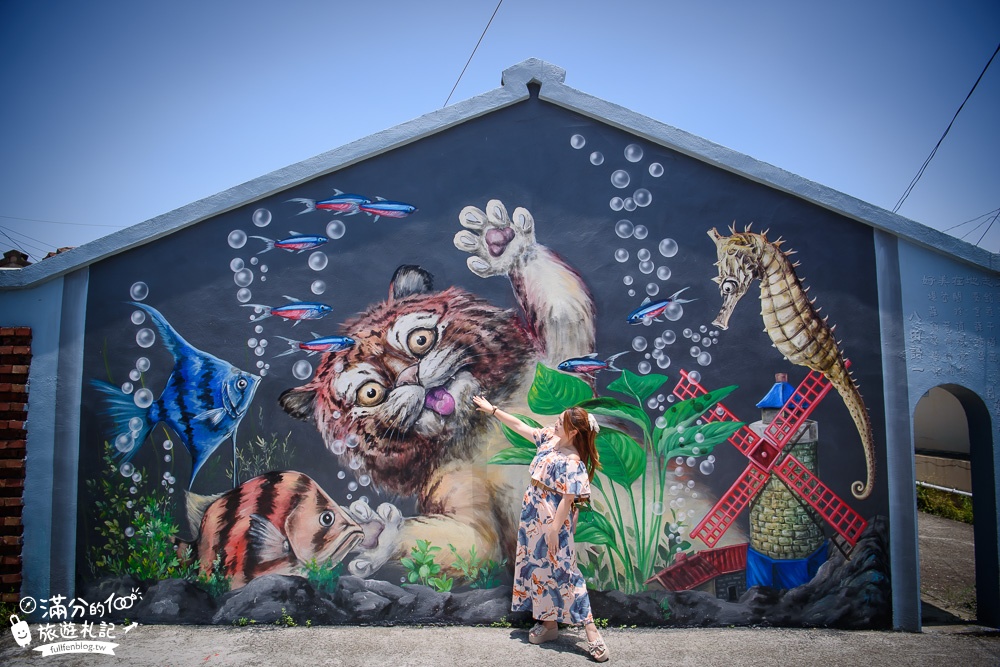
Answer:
xmin=76 ymin=98 xmax=890 ymax=627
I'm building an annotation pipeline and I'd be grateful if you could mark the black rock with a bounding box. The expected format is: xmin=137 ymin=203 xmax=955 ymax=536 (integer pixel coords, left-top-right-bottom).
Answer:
xmin=212 ymin=575 xmax=343 ymax=625
xmin=446 ymin=586 xmax=512 ymax=624
xmin=133 ymin=579 xmax=216 ymax=624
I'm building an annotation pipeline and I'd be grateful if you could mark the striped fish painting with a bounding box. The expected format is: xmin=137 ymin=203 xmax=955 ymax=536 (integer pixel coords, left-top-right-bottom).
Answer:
xmin=91 ymin=301 xmax=260 ymax=488
xmin=186 ymin=471 xmax=364 ymax=588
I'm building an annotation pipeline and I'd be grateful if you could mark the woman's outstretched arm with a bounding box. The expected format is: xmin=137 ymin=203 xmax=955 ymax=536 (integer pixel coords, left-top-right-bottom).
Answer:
xmin=472 ymin=395 xmax=537 ymax=443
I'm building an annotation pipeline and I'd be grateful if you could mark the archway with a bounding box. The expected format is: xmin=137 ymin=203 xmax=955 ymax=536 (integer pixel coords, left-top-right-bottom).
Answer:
xmin=913 ymin=384 xmax=998 ymax=627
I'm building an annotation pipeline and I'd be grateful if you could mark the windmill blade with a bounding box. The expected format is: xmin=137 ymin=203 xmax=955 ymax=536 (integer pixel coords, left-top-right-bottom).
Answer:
xmin=766 ymin=361 xmax=851 ymax=451
xmin=672 ymin=370 xmax=762 ymax=459
xmin=773 ymin=453 xmax=868 ymax=547
xmin=690 ymin=463 xmax=770 ymax=547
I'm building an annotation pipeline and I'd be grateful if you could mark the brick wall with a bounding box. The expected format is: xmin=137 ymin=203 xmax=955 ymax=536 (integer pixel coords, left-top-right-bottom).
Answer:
xmin=0 ymin=327 xmax=29 ymax=605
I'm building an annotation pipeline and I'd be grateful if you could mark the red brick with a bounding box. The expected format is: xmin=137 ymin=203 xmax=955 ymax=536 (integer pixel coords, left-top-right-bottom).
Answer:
xmin=11 ymin=346 xmax=28 ymax=355
xmin=0 ymin=574 xmax=21 ymax=585
xmin=1 ymin=536 xmax=21 ymax=546
xmin=0 ymin=498 xmax=23 ymax=507
xmin=0 ymin=556 xmax=19 ymax=566
xmin=15 ymin=328 xmax=29 ymax=337
xmin=0 ymin=478 xmax=24 ymax=489
xmin=1 ymin=516 xmax=21 ymax=527
xmin=0 ymin=348 xmax=10 ymax=356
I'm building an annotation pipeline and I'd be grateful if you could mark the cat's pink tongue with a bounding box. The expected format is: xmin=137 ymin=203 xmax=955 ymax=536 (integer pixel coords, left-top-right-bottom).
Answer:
xmin=425 ymin=386 xmax=456 ymax=416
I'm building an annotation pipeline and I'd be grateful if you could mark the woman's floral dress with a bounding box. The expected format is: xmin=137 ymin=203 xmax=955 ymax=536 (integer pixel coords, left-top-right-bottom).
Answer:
xmin=511 ymin=428 xmax=594 ymax=624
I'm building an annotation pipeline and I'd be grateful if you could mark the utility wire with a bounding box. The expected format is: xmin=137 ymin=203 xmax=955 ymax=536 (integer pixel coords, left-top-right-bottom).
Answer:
xmin=943 ymin=206 xmax=1000 ymax=232
xmin=892 ymin=40 xmax=1000 ymax=214
xmin=0 ymin=228 xmax=30 ymax=257
xmin=0 ymin=213 xmax=123 ymax=228
xmin=0 ymin=224 xmax=57 ymax=252
xmin=973 ymin=208 xmax=999 ymax=248
xmin=443 ymin=0 xmax=503 ymax=108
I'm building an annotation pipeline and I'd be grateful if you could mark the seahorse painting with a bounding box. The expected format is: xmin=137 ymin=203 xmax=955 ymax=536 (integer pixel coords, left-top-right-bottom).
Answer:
xmin=707 ymin=225 xmax=875 ymax=500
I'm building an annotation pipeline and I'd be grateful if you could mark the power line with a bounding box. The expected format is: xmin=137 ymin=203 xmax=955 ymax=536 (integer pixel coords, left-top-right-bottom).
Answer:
xmin=892 ymin=40 xmax=1000 ymax=214
xmin=0 ymin=213 xmax=123 ymax=228
xmin=943 ymin=206 xmax=1000 ymax=232
xmin=0 ymin=224 xmax=57 ymax=252
xmin=0 ymin=228 xmax=30 ymax=258
xmin=973 ymin=208 xmax=999 ymax=248
xmin=443 ymin=0 xmax=503 ymax=108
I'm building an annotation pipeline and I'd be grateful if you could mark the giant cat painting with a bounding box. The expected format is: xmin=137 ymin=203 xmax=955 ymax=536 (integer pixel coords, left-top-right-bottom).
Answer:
xmin=279 ymin=200 xmax=599 ymax=577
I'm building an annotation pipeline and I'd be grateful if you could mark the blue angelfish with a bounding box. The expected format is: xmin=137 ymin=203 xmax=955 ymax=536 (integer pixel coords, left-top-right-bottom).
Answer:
xmin=91 ymin=302 xmax=261 ymax=488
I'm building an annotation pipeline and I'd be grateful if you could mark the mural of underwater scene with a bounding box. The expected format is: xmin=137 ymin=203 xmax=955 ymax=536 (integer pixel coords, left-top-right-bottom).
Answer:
xmin=76 ymin=97 xmax=890 ymax=627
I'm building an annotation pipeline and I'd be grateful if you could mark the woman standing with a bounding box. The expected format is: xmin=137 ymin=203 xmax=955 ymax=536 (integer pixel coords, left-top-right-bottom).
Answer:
xmin=473 ymin=396 xmax=609 ymax=662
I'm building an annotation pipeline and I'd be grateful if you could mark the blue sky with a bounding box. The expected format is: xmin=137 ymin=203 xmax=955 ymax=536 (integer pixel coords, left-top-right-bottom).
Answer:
xmin=1 ymin=0 xmax=998 ymax=261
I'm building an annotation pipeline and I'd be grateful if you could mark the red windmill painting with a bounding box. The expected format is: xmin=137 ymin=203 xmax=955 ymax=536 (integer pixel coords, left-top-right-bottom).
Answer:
xmin=672 ymin=367 xmax=868 ymax=556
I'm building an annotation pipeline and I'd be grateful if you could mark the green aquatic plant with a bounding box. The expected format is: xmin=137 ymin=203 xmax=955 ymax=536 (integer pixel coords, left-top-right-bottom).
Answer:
xmin=489 ymin=364 xmax=743 ymax=594
xmin=401 ymin=539 xmax=454 ymax=592
xmin=226 ymin=431 xmax=295 ymax=483
xmin=448 ymin=544 xmax=506 ymax=589
xmin=302 ymin=557 xmax=344 ymax=594
xmin=194 ymin=553 xmax=232 ymax=597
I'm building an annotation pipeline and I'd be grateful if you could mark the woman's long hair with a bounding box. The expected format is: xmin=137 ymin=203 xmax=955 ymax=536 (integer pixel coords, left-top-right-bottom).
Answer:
xmin=563 ymin=407 xmax=601 ymax=481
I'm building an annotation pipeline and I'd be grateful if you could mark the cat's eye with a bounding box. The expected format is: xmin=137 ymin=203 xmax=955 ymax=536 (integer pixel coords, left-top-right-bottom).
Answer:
xmin=406 ymin=327 xmax=438 ymax=357
xmin=356 ymin=380 xmax=386 ymax=407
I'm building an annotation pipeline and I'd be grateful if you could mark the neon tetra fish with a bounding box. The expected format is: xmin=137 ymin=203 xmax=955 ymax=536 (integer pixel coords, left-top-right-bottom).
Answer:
xmin=358 ymin=199 xmax=417 ymax=222
xmin=274 ymin=333 xmax=356 ymax=358
xmin=249 ymin=232 xmax=328 ymax=255
xmin=626 ymin=287 xmax=696 ymax=324
xmin=242 ymin=297 xmax=333 ymax=324
xmin=288 ymin=190 xmax=371 ymax=216
xmin=186 ymin=471 xmax=364 ymax=589
xmin=557 ymin=351 xmax=627 ymax=377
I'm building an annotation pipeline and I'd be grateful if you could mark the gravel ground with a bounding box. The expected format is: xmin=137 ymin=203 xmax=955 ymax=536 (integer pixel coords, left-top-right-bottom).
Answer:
xmin=918 ymin=511 xmax=978 ymax=622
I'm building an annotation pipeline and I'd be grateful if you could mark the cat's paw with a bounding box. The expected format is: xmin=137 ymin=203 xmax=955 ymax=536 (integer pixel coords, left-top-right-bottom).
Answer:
xmin=454 ymin=199 xmax=536 ymax=277
xmin=345 ymin=500 xmax=403 ymax=578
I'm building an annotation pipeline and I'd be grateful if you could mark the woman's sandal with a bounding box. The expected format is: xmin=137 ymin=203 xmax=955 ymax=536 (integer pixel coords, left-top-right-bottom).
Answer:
xmin=586 ymin=638 xmax=609 ymax=662
xmin=528 ymin=622 xmax=559 ymax=644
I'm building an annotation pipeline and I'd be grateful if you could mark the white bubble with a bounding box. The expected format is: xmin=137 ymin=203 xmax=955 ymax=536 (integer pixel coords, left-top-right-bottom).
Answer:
xmin=629 ymin=289 xmax=637 ymax=297
xmin=348 ymin=456 xmax=362 ymax=470
xmin=121 ymin=382 xmax=133 ymax=394
xmin=615 ymin=220 xmax=634 ymax=238
xmin=615 ymin=248 xmax=629 ymax=263
xmin=255 ymin=347 xmax=265 ymax=357
xmin=136 ymin=328 xmax=156 ymax=348
xmin=624 ymin=198 xmax=637 ymax=211
xmin=570 ymin=134 xmax=586 ymax=149
xmin=639 ymin=260 xmax=654 ymax=274
xmin=699 ymin=460 xmax=715 ymax=475
xmin=698 ymin=352 xmax=712 ymax=366
xmin=659 ymin=238 xmax=678 ymax=257
xmin=675 ymin=466 xmax=683 ymax=475
xmin=128 ymin=369 xmax=140 ymax=382
xmin=638 ymin=361 xmax=651 ymax=374
xmin=129 ymin=282 xmax=149 ymax=301
xmin=348 ymin=481 xmax=358 ymax=492
xmin=250 ymin=256 xmax=258 ymax=265
xmin=333 ymin=361 xmax=344 ymax=372
xmin=311 ymin=280 xmax=326 ymax=295
xmin=656 ymin=354 xmax=671 ymax=369
xmin=651 ymin=502 xmax=664 ymax=516
xmin=646 ymin=283 xmax=659 ymax=296
xmin=228 ymin=230 xmax=247 ymax=249
xmin=120 ymin=462 xmax=135 ymax=477
xmin=637 ymin=248 xmax=651 ymax=261
xmin=292 ymin=360 xmax=313 ymax=380
xmin=230 ymin=258 xmax=245 ymax=272
xmin=590 ymin=151 xmax=604 ymax=165
xmin=129 ymin=486 xmax=137 ymax=494
xmin=694 ymin=435 xmax=705 ymax=445
xmin=252 ymin=208 xmax=272 ymax=227
xmin=645 ymin=353 xmax=651 ymax=360
xmin=701 ymin=339 xmax=711 ymax=348
xmin=337 ymin=470 xmax=346 ymax=479
xmin=125 ymin=526 xmax=135 ymax=538
xmin=359 ymin=474 xmax=371 ymax=487
xmin=244 ymin=338 xmax=257 ymax=349
xmin=715 ymin=406 xmax=725 ymax=416
xmin=237 ymin=288 xmax=252 ymax=303
xmin=634 ymin=189 xmax=652 ymax=207
xmin=688 ymin=371 xmax=702 ymax=383
xmin=623 ymin=275 xmax=633 ymax=285
xmin=134 ymin=388 xmax=154 ymax=409
xmin=708 ymin=454 xmax=716 ymax=463
xmin=686 ymin=457 xmax=696 ymax=467
xmin=163 ymin=440 xmax=173 ymax=450
xmin=656 ymin=266 xmax=672 ymax=280
xmin=610 ymin=197 xmax=624 ymax=211
xmin=699 ymin=325 xmax=708 ymax=333
xmin=664 ymin=302 xmax=684 ymax=321
xmin=662 ymin=330 xmax=676 ymax=344
xmin=633 ymin=225 xmax=648 ymax=239
xmin=131 ymin=471 xmax=142 ymax=483
xmin=308 ymin=252 xmax=328 ymax=271
xmin=655 ymin=416 xmax=667 ymax=428
xmin=234 ymin=269 xmax=253 ymax=287
xmin=128 ymin=417 xmax=143 ymax=432
xmin=259 ymin=339 xmax=267 ymax=348
xmin=260 ymin=265 xmax=268 ymax=274
xmin=624 ymin=144 xmax=644 ymax=162
xmin=632 ymin=336 xmax=648 ymax=352
xmin=611 ymin=170 xmax=630 ymax=189
xmin=332 ymin=410 xmax=341 ymax=419
xmin=331 ymin=439 xmax=346 ymax=455
xmin=133 ymin=358 xmax=149 ymax=373
xmin=130 ymin=310 xmax=146 ymax=325
xmin=692 ymin=333 xmax=701 ymax=343
xmin=347 ymin=434 xmax=359 ymax=448
xmin=649 ymin=163 xmax=664 ymax=177
xmin=683 ymin=328 xmax=692 ymax=338
xmin=326 ymin=220 xmax=346 ymax=239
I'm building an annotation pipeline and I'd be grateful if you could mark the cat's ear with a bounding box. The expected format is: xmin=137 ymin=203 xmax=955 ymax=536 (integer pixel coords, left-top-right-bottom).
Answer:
xmin=389 ymin=265 xmax=434 ymax=301
xmin=279 ymin=386 xmax=316 ymax=421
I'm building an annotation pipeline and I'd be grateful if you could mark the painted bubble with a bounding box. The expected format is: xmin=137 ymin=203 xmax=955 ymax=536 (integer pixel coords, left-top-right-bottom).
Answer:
xmin=331 ymin=439 xmax=346 ymax=455
xmin=634 ymin=189 xmax=652 ymax=207
xmin=163 ymin=440 xmax=173 ymax=450
xmin=326 ymin=219 xmax=346 ymax=239
xmin=237 ymin=288 xmax=252 ymax=303
xmin=694 ymin=434 xmax=705 ymax=444
xmin=651 ymin=501 xmax=664 ymax=516
xmin=348 ymin=456 xmax=362 ymax=470
xmin=348 ymin=481 xmax=358 ymax=492
xmin=657 ymin=355 xmax=671 ymax=369
xmin=624 ymin=144 xmax=644 ymax=162
xmin=254 ymin=325 xmax=264 ymax=335
xmin=701 ymin=339 xmax=711 ymax=348
xmin=649 ymin=163 xmax=664 ymax=177
xmin=662 ymin=330 xmax=676 ymax=344
xmin=623 ymin=198 xmax=637 ymax=211
xmin=633 ymin=225 xmax=648 ymax=240
xmin=698 ymin=352 xmax=712 ymax=366
xmin=250 ymin=257 xmax=258 ymax=266
xmin=699 ymin=325 xmax=708 ymax=333
xmin=131 ymin=471 xmax=142 ymax=483
xmin=655 ymin=416 xmax=667 ymax=428
xmin=632 ymin=336 xmax=648 ymax=352
xmin=646 ymin=283 xmax=659 ymax=296
xmin=659 ymin=238 xmax=679 ymax=257
xmin=130 ymin=310 xmax=146 ymax=325
xmin=247 ymin=338 xmax=258 ymax=349
xmin=637 ymin=248 xmax=651 ymax=261
xmin=615 ymin=220 xmax=634 ymax=238
xmin=639 ymin=260 xmax=654 ymax=274
xmin=256 ymin=361 xmax=265 ymax=369
xmin=651 ymin=348 xmax=663 ymax=360
xmin=708 ymin=454 xmax=716 ymax=463
xmin=347 ymin=434 xmax=359 ymax=449
xmin=647 ymin=397 xmax=659 ymax=409
xmin=125 ymin=526 xmax=135 ymax=538
xmin=664 ymin=302 xmax=684 ymax=321
xmin=120 ymin=462 xmax=135 ymax=477
xmin=653 ymin=337 xmax=665 ymax=349
xmin=590 ymin=152 xmax=604 ymax=165
xmin=308 ymin=252 xmax=328 ymax=271
xmin=688 ymin=370 xmax=702 ymax=383
xmin=259 ymin=339 xmax=268 ymax=348
xmin=638 ymin=361 xmax=652 ymax=374
xmin=121 ymin=382 xmax=133 ymax=394
xmin=716 ymin=406 xmax=726 ymax=416
xmin=129 ymin=282 xmax=149 ymax=301
xmin=656 ymin=266 xmax=671 ymax=281
xmin=136 ymin=328 xmax=156 ymax=348
xmin=570 ymin=134 xmax=586 ymax=149
xmin=629 ymin=289 xmax=637 ymax=298
xmin=114 ymin=434 xmax=133 ymax=454
xmin=228 ymin=230 xmax=247 ymax=249
xmin=623 ymin=275 xmax=633 ymax=285
xmin=252 ymin=208 xmax=272 ymax=227
xmin=359 ymin=474 xmax=371 ymax=487
xmin=134 ymin=388 xmax=154 ymax=409
xmin=686 ymin=457 xmax=696 ymax=467
xmin=611 ymin=170 xmax=630 ymax=189
xmin=311 ymin=280 xmax=326 ymax=295
xmin=610 ymin=197 xmax=624 ymax=211
xmin=230 ymin=258 xmax=244 ymax=272
xmin=234 ymin=269 xmax=253 ymax=287
xmin=337 ymin=470 xmax=346 ymax=479
xmin=692 ymin=333 xmax=701 ymax=343
xmin=128 ymin=416 xmax=143 ymax=432
xmin=683 ymin=329 xmax=692 ymax=338
xmin=129 ymin=369 xmax=141 ymax=382
xmin=699 ymin=460 xmax=715 ymax=475
xmin=255 ymin=347 xmax=265 ymax=357
xmin=615 ymin=249 xmax=629 ymax=263
xmin=133 ymin=359 xmax=147 ymax=374
xmin=260 ymin=265 xmax=268 ymax=274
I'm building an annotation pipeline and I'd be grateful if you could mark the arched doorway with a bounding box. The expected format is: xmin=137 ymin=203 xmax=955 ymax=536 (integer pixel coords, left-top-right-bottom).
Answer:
xmin=913 ymin=384 xmax=998 ymax=627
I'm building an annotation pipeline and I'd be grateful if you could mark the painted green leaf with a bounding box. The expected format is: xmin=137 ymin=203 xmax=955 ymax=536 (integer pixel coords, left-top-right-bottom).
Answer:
xmin=659 ymin=385 xmax=739 ymax=430
xmin=578 ymin=397 xmax=651 ymax=443
xmin=575 ymin=509 xmax=620 ymax=556
xmin=501 ymin=414 xmax=543 ymax=449
xmin=607 ymin=369 xmax=669 ymax=405
xmin=595 ymin=429 xmax=646 ymax=487
xmin=659 ymin=420 xmax=744 ymax=458
xmin=487 ymin=448 xmax=536 ymax=466
xmin=527 ymin=364 xmax=594 ymax=414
